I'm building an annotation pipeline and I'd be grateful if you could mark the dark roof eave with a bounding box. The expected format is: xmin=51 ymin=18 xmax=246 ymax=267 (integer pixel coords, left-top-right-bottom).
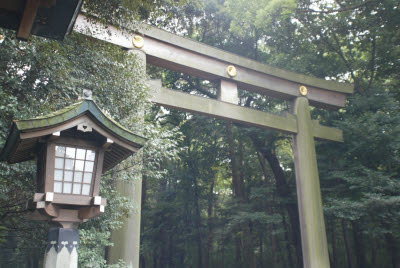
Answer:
xmin=0 ymin=99 xmax=147 ymax=162
xmin=14 ymin=99 xmax=147 ymax=145
xmin=0 ymin=123 xmax=20 ymax=162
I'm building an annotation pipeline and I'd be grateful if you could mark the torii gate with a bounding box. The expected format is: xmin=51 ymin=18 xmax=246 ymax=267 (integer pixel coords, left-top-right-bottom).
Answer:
xmin=0 ymin=5 xmax=353 ymax=266
xmin=72 ymin=15 xmax=353 ymax=268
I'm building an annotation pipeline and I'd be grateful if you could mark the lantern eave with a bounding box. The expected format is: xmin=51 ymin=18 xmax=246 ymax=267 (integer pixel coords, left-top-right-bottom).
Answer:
xmin=0 ymin=99 xmax=147 ymax=169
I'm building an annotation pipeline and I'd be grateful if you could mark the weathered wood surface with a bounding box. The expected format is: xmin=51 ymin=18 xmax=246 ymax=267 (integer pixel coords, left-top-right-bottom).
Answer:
xmin=73 ymin=14 xmax=353 ymax=109
xmin=292 ymin=97 xmax=330 ymax=268
xmin=149 ymin=80 xmax=343 ymax=142
xmin=78 ymin=205 xmax=104 ymax=219
xmin=108 ymin=49 xmax=145 ymax=268
xmin=34 ymin=193 xmax=107 ymax=206
xmin=16 ymin=0 xmax=56 ymax=40
xmin=218 ymin=80 xmax=239 ymax=104
xmin=16 ymin=0 xmax=40 ymax=40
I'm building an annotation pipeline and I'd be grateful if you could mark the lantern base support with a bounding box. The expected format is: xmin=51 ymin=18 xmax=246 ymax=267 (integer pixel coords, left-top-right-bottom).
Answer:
xmin=44 ymin=227 xmax=79 ymax=268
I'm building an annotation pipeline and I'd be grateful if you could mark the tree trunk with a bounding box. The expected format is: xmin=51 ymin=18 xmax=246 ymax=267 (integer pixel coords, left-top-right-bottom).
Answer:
xmin=342 ymin=220 xmax=356 ymax=268
xmin=225 ymin=121 xmax=255 ymax=268
xmin=187 ymin=140 xmax=203 ymax=268
xmin=140 ymin=177 xmax=147 ymax=268
xmin=281 ymin=209 xmax=295 ymax=268
xmin=153 ymin=253 xmax=158 ymax=268
xmin=352 ymin=221 xmax=367 ymax=268
xmin=258 ymin=148 xmax=303 ymax=267
xmin=235 ymin=236 xmax=242 ymax=265
xmin=140 ymin=256 xmax=146 ymax=268
xmin=242 ymin=222 xmax=256 ymax=268
xmin=270 ymin=223 xmax=281 ymax=267
xmin=205 ymin=180 xmax=215 ymax=268
xmin=221 ymin=241 xmax=226 ymax=268
xmin=256 ymin=151 xmax=280 ymax=267
xmin=193 ymin=174 xmax=203 ymax=268
xmin=168 ymin=233 xmax=173 ymax=268
xmin=371 ymin=240 xmax=377 ymax=267
xmin=142 ymin=176 xmax=147 ymax=205
xmin=238 ymin=136 xmax=246 ymax=200
xmin=330 ymin=220 xmax=337 ymax=268
xmin=226 ymin=122 xmax=241 ymax=197
xmin=386 ymin=233 xmax=400 ymax=268
xmin=179 ymin=251 xmax=185 ymax=267
xmin=259 ymin=233 xmax=264 ymax=267
xmin=160 ymin=231 xmax=168 ymax=268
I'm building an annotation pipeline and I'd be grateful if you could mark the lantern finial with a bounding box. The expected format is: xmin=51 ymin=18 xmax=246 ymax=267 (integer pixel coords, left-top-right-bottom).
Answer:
xmin=82 ymin=89 xmax=93 ymax=100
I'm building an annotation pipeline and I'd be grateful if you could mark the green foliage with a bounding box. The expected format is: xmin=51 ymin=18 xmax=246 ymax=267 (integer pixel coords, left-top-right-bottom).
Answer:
xmin=1 ymin=0 xmax=400 ymax=267
xmin=0 ymin=20 xmax=182 ymax=266
xmin=224 ymin=0 xmax=297 ymax=36
xmin=84 ymin=0 xmax=188 ymax=26
xmin=139 ymin=0 xmax=400 ymax=268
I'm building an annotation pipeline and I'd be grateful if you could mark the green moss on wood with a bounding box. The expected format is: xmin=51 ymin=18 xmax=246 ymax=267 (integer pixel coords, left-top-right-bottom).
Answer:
xmin=1 ymin=99 xmax=146 ymax=162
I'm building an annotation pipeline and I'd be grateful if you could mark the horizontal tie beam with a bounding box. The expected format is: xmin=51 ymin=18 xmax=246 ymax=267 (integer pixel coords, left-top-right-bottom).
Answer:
xmin=148 ymin=80 xmax=343 ymax=142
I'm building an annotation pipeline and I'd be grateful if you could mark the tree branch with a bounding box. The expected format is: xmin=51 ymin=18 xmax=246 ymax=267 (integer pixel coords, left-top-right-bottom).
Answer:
xmin=296 ymin=0 xmax=377 ymax=14
xmin=367 ymin=35 xmax=376 ymax=90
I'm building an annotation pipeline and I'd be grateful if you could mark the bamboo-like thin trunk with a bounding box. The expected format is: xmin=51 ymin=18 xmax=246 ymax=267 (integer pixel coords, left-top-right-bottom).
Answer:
xmin=193 ymin=174 xmax=203 ymax=268
xmin=281 ymin=210 xmax=295 ymax=268
xmin=385 ymin=233 xmax=400 ymax=268
xmin=342 ymin=220 xmax=356 ymax=268
xmin=331 ymin=220 xmax=337 ymax=268
xmin=256 ymin=151 xmax=280 ymax=267
xmin=226 ymin=121 xmax=255 ymax=268
xmin=205 ymin=181 xmax=215 ymax=268
xmin=259 ymin=233 xmax=264 ymax=267
xmin=352 ymin=222 xmax=366 ymax=268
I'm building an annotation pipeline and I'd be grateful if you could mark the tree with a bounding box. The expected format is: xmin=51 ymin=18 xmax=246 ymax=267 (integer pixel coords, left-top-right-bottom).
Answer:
xmin=1 ymin=0 xmax=400 ymax=267
xmin=0 ymin=10 xmax=182 ymax=267
xmin=140 ymin=0 xmax=400 ymax=267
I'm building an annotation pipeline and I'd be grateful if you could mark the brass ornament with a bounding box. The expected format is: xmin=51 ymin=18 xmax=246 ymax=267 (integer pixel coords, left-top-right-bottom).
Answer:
xmin=299 ymin=86 xmax=308 ymax=96
xmin=227 ymin=65 xmax=237 ymax=77
xmin=132 ymin=35 xmax=144 ymax=48
xmin=0 ymin=34 xmax=4 ymax=43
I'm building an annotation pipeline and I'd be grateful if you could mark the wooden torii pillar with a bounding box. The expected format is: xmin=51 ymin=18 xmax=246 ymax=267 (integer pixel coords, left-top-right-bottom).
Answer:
xmin=74 ymin=14 xmax=353 ymax=268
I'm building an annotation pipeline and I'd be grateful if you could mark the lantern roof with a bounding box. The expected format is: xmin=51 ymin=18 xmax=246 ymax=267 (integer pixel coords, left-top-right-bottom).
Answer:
xmin=0 ymin=98 xmax=147 ymax=172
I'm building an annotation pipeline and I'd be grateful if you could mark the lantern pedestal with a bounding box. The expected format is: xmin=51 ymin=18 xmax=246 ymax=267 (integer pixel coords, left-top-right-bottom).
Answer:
xmin=44 ymin=227 xmax=79 ymax=268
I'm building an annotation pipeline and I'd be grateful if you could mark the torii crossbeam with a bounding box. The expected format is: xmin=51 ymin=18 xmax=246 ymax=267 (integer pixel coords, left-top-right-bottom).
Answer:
xmin=73 ymin=14 xmax=353 ymax=268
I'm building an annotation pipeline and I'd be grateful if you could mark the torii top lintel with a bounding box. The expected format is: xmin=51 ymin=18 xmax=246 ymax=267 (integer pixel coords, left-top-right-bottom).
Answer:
xmin=74 ymin=14 xmax=353 ymax=109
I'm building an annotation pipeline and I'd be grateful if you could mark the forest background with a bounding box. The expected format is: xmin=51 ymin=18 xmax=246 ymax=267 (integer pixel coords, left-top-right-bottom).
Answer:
xmin=0 ymin=0 xmax=399 ymax=267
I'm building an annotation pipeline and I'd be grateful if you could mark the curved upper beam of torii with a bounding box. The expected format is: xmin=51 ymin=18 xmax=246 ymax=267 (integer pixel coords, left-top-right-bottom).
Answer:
xmin=73 ymin=14 xmax=353 ymax=110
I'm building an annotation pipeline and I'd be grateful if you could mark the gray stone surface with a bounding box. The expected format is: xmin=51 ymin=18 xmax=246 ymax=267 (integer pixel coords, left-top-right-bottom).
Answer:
xmin=44 ymin=228 xmax=79 ymax=268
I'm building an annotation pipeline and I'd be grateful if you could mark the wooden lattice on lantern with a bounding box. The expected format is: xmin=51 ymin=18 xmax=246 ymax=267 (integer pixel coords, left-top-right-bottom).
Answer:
xmin=0 ymin=94 xmax=146 ymax=227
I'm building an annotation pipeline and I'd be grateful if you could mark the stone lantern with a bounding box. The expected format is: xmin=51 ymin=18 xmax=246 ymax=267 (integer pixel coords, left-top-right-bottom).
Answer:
xmin=0 ymin=90 xmax=146 ymax=267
